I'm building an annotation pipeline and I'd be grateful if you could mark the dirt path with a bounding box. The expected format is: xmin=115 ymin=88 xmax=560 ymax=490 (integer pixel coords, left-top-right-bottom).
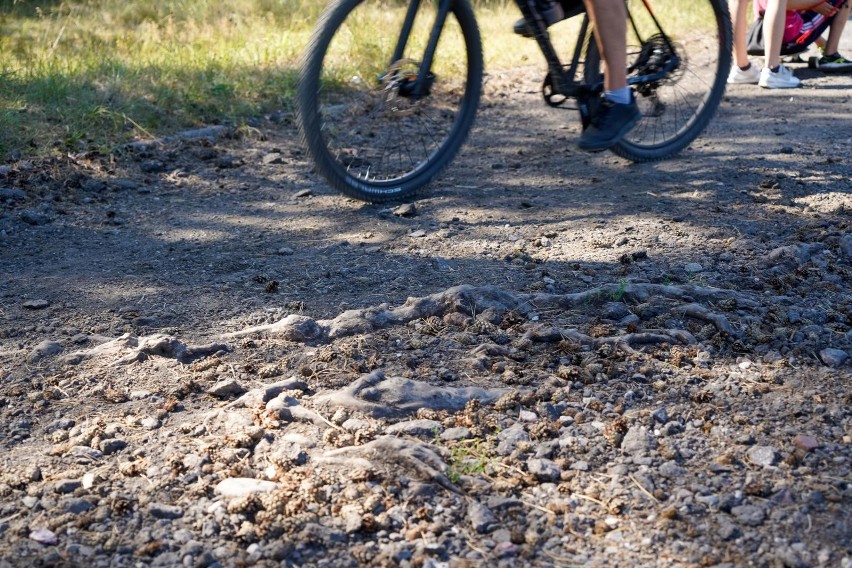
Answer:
xmin=0 ymin=51 xmax=850 ymax=567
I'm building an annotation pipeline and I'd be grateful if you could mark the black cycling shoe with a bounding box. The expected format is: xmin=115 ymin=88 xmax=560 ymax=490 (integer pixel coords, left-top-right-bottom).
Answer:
xmin=513 ymin=1 xmax=565 ymax=37
xmin=578 ymin=95 xmax=641 ymax=152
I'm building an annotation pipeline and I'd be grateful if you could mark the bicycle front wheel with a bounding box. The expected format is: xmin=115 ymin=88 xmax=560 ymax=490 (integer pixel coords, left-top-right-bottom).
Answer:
xmin=585 ymin=0 xmax=732 ymax=161
xmin=298 ymin=0 xmax=483 ymax=203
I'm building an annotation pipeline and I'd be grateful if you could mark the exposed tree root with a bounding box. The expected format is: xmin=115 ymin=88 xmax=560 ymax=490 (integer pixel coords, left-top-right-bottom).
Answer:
xmin=65 ymin=333 xmax=229 ymax=366
xmin=312 ymin=370 xmax=508 ymax=418
xmin=318 ymin=435 xmax=462 ymax=495
xmin=227 ymin=283 xmax=757 ymax=345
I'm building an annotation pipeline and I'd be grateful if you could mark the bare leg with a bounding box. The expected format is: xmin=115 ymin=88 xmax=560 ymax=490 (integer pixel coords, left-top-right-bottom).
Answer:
xmin=763 ymin=0 xmax=787 ymax=69
xmin=582 ymin=0 xmax=627 ymax=90
xmin=824 ymin=0 xmax=851 ymax=54
xmin=730 ymin=0 xmax=751 ymax=68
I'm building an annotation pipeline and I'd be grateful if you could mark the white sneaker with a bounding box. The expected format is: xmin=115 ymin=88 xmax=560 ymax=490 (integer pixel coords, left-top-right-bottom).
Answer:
xmin=727 ymin=62 xmax=761 ymax=84
xmin=758 ymin=65 xmax=801 ymax=89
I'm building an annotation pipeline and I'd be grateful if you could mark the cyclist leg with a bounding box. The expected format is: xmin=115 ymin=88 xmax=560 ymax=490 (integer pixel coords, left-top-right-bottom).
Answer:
xmin=577 ymin=0 xmax=640 ymax=151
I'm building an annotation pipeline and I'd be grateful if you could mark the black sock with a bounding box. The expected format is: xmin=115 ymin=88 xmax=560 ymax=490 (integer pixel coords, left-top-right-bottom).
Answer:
xmin=770 ymin=65 xmax=780 ymax=73
xmin=739 ymin=63 xmax=751 ymax=71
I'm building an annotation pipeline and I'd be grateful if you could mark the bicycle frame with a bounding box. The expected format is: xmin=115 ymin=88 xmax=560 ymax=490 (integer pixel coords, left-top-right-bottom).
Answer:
xmin=389 ymin=0 xmax=682 ymax=126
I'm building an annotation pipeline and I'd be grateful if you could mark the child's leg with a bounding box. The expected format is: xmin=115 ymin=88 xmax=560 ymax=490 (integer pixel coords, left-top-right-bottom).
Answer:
xmin=824 ymin=0 xmax=851 ymax=55
xmin=730 ymin=0 xmax=751 ymax=68
xmin=763 ymin=0 xmax=788 ymax=68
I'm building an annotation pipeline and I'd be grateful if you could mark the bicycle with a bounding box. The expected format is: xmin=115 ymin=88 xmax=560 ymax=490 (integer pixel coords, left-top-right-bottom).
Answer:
xmin=297 ymin=0 xmax=733 ymax=203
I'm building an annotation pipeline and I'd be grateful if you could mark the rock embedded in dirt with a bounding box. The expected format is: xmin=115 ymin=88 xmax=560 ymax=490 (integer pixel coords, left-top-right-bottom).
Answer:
xmin=147 ymin=503 xmax=183 ymax=519
xmin=468 ymin=501 xmax=497 ymax=534
xmin=386 ymin=419 xmax=443 ymax=438
xmin=621 ymin=425 xmax=657 ymax=456
xmin=792 ymin=434 xmax=820 ymax=452
xmin=207 ymin=378 xmax=245 ymax=398
xmin=819 ymin=348 xmax=848 ymax=368
xmin=747 ymin=446 xmax=779 ymax=467
xmin=215 ymin=478 xmax=280 ymax=498
xmin=392 ymin=203 xmax=417 ymax=217
xmin=684 ymin=262 xmax=704 ymax=274
xmin=0 ymin=187 xmax=27 ymax=200
xmin=20 ymin=210 xmax=51 ymax=225
xmin=22 ymin=299 xmax=50 ymax=309
xmin=731 ymin=504 xmax=766 ymax=526
xmin=527 ymin=458 xmax=561 ymax=482
xmin=27 ymin=340 xmax=62 ymax=363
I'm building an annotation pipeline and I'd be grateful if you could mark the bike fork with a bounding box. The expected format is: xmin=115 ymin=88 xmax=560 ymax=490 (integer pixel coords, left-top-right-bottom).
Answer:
xmin=389 ymin=0 xmax=452 ymax=99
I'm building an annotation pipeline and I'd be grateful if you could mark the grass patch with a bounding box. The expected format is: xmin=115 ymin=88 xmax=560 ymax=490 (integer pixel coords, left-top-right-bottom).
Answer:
xmin=0 ymin=0 xmax=721 ymax=158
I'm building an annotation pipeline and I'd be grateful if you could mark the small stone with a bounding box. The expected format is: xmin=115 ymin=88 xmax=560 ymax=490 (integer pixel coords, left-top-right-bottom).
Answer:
xmin=684 ymin=262 xmax=704 ymax=274
xmin=0 ymin=187 xmax=27 ymax=200
xmin=22 ymin=299 xmax=50 ymax=309
xmin=746 ymin=446 xmax=779 ymax=467
xmin=409 ymin=229 xmax=427 ymax=238
xmin=570 ymin=460 xmax=589 ymax=471
xmin=293 ymin=189 xmax=312 ymax=198
xmin=792 ymin=434 xmax=819 ymax=452
xmin=659 ymin=461 xmax=685 ymax=478
xmin=215 ymin=478 xmax=281 ymax=498
xmin=526 ymin=458 xmax=561 ymax=482
xmin=819 ymin=348 xmax=848 ymax=368
xmin=29 ymin=528 xmax=58 ymax=545
xmin=140 ymin=159 xmax=166 ymax=173
xmin=731 ymin=504 xmax=765 ymax=526
xmin=28 ymin=340 xmax=62 ymax=363
xmin=341 ymin=418 xmax=372 ymax=432
xmin=140 ymin=417 xmax=161 ymax=430
xmin=99 ymin=439 xmax=127 ymax=455
xmin=496 ymin=423 xmax=530 ymax=456
xmin=440 ymin=427 xmax=472 ymax=441
xmin=621 ymin=425 xmax=657 ymax=456
xmin=780 ymin=146 xmax=794 ymax=154
xmin=385 ymin=419 xmax=443 ymax=437
xmin=651 ymin=407 xmax=669 ymax=424
xmin=277 ymin=247 xmax=295 ymax=256
xmin=62 ymin=498 xmax=94 ymax=515
xmin=207 ymin=379 xmax=245 ymax=398
xmin=839 ymin=234 xmax=852 ymax=259
xmin=148 ymin=503 xmax=183 ymax=519
xmin=261 ymin=152 xmax=285 ymax=165
xmin=53 ymin=480 xmax=82 ymax=494
xmin=468 ymin=501 xmax=496 ymax=534
xmin=716 ymin=518 xmax=740 ymax=541
xmin=392 ymin=203 xmax=417 ymax=217
xmin=20 ymin=210 xmax=51 ymax=225
xmin=518 ymin=410 xmax=538 ymax=422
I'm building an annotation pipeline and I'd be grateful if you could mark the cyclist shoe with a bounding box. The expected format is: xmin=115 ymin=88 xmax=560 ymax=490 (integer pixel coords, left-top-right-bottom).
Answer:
xmin=816 ymin=52 xmax=852 ymax=70
xmin=758 ymin=65 xmax=801 ymax=89
xmin=578 ymin=94 xmax=641 ymax=152
xmin=513 ymin=0 xmax=565 ymax=37
xmin=727 ymin=62 xmax=761 ymax=84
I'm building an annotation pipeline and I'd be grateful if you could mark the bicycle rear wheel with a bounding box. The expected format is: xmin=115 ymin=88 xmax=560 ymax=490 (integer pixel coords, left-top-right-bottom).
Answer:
xmin=585 ymin=0 xmax=732 ymax=161
xmin=298 ymin=0 xmax=483 ymax=203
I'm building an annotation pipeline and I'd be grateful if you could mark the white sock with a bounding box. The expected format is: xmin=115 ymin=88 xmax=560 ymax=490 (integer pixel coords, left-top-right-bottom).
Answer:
xmin=605 ymin=87 xmax=631 ymax=105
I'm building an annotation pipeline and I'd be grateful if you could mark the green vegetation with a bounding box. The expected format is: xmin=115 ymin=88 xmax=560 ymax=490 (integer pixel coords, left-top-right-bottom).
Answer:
xmin=0 ymin=0 xmax=712 ymax=157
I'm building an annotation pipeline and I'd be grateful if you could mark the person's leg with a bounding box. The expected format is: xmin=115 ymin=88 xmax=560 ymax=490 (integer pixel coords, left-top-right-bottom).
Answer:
xmin=577 ymin=0 xmax=639 ymax=151
xmin=763 ymin=0 xmax=787 ymax=69
xmin=731 ymin=0 xmax=751 ymax=68
xmin=759 ymin=0 xmax=802 ymax=86
xmin=823 ymin=0 xmax=851 ymax=55
xmin=583 ymin=0 xmax=628 ymax=91
xmin=728 ymin=0 xmax=762 ymax=83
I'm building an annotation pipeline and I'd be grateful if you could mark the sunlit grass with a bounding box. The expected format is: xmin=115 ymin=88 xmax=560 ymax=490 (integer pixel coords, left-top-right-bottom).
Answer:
xmin=0 ymin=0 xmax=721 ymax=157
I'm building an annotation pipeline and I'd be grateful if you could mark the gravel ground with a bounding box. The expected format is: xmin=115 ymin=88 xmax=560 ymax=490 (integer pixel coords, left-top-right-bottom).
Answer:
xmin=0 ymin=28 xmax=851 ymax=568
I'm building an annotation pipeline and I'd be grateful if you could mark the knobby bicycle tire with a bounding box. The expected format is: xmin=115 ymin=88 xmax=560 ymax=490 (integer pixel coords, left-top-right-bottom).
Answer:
xmin=585 ymin=0 xmax=733 ymax=162
xmin=298 ymin=0 xmax=483 ymax=203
